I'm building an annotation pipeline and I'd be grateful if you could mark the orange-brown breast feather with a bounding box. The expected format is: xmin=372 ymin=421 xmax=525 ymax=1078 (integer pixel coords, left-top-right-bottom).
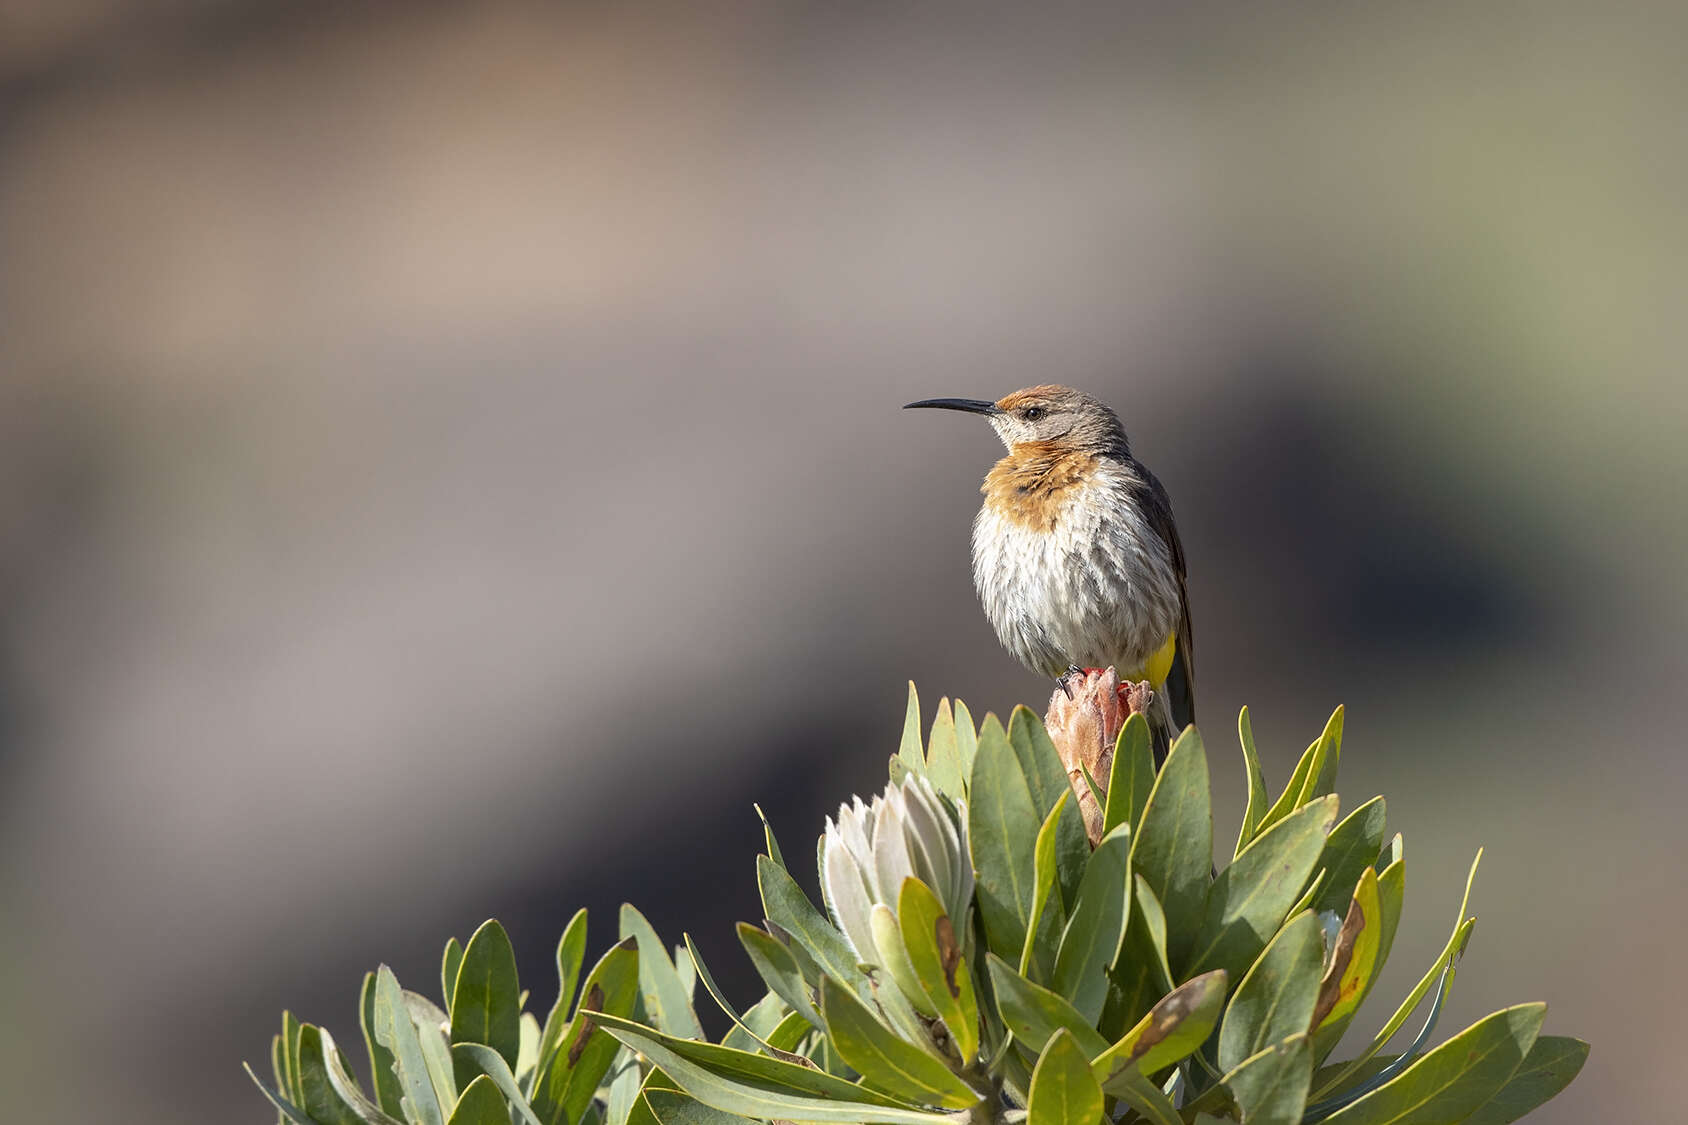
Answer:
xmin=981 ymin=442 xmax=1098 ymax=532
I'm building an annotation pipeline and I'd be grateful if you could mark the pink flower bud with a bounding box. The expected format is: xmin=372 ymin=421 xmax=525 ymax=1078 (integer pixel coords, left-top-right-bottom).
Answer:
xmin=1043 ymin=668 xmax=1154 ymax=845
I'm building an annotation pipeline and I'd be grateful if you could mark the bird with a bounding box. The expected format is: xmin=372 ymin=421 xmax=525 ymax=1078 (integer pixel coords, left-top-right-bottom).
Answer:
xmin=905 ymin=384 xmax=1194 ymax=750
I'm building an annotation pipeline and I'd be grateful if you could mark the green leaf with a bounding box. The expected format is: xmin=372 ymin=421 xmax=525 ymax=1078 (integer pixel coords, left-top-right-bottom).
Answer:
xmin=1258 ymin=744 xmax=1316 ymax=837
xmin=1310 ymin=1056 xmax=1407 ymax=1103
xmin=621 ymin=905 xmax=704 ymax=1040
xmin=742 ymin=990 xmax=791 ymax=1040
xmin=245 ymin=1062 xmax=318 ymax=1125
xmin=995 ymin=1051 xmax=1035 ymax=1116
xmin=898 ymin=682 xmax=925 ymax=773
xmin=1128 ymin=726 xmax=1212 ymax=970
xmin=1311 ymin=852 xmax=1481 ymax=1101
xmin=1134 ymin=875 xmax=1171 ymax=980
xmin=1051 ymin=824 xmax=1131 ymax=1024
xmin=1077 ymin=764 xmax=1106 ymax=819
xmin=451 ymin=920 xmax=523 ymax=1077
xmin=1234 ymin=707 xmax=1271 ymax=858
xmin=269 ymin=1032 xmax=286 ymax=1121
xmin=925 ymin=698 xmax=965 ymax=799
xmin=684 ymin=934 xmax=798 ymax=1061
xmin=1312 ymin=798 xmax=1388 ymax=918
xmin=1312 ymin=868 xmax=1385 ymax=1062
xmin=812 ymin=1023 xmax=850 ymax=1078
xmin=532 ymin=938 xmax=641 ymax=1125
xmin=281 ymin=1011 xmax=304 ymax=1107
xmin=986 ymin=953 xmax=1109 ymax=1059
xmin=296 ymin=1024 xmax=365 ymax=1125
xmin=361 ymin=972 xmax=406 ymax=1118
xmin=819 ymin=976 xmax=983 ymax=1108
xmin=536 ymin=908 xmax=590 ymax=1079
xmin=1008 ymin=705 xmax=1089 ymax=911
xmin=871 ymin=958 xmax=941 ymax=1053
xmin=515 ymin=1013 xmax=541 ymax=1087
xmin=1319 ymin=914 xmax=1476 ymax=1108
xmin=600 ymin=1011 xmax=959 ymax=1123
xmin=447 ymin=1074 xmax=512 ymax=1125
xmin=1092 ymin=970 xmax=1227 ymax=1090
xmin=1099 ymin=875 xmax=1175 ymax=1042
xmin=627 ymin=1067 xmax=678 ymax=1121
xmin=678 ymin=941 xmax=743 ymax=1028
xmin=968 ymin=714 xmax=1043 ymax=965
xmin=449 ymin=1045 xmax=543 ymax=1125
xmin=320 ymin=1028 xmax=406 ymax=1125
xmin=1376 ymin=831 xmax=1404 ymax=872
xmin=1317 ymin=1004 xmax=1544 ymax=1125
xmin=595 ymin=1009 xmax=911 ymax=1106
xmin=1027 ymin=1029 xmax=1104 ymax=1125
xmin=1222 ymin=1034 xmax=1313 ymax=1125
xmin=1460 ymin=1035 xmax=1589 ymax=1125
xmin=1186 ymin=795 xmax=1339 ymax=982
xmin=1258 ymin=708 xmax=1343 ymax=835
xmin=1375 ymin=853 xmax=1405 ymax=972
xmin=1103 ymin=713 xmax=1155 ymax=839
xmin=778 ymin=847 xmax=931 ymax=1050
xmin=1288 ymin=868 xmax=1328 ymax=922
xmin=897 ymin=877 xmax=981 ymax=1063
xmin=952 ymin=699 xmax=979 ymax=786
xmin=442 ymin=938 xmax=465 ymax=1016
xmin=1304 ymin=706 xmax=1343 ymax=802
xmin=871 ymin=902 xmax=936 ymax=1019
xmin=765 ymin=1009 xmax=814 ymax=1054
xmin=371 ymin=966 xmax=445 ymax=1125
xmin=675 ymin=944 xmax=697 ymax=1002
xmin=1020 ymin=791 xmax=1069 ymax=978
xmin=753 ymin=804 xmax=785 ymax=871
xmin=1218 ymin=911 xmax=1325 ymax=1071
xmin=642 ymin=1089 xmax=758 ymax=1125
xmin=405 ymin=992 xmax=459 ymax=1109
xmin=721 ymin=990 xmax=790 ymax=1053
xmin=605 ymin=1053 xmax=644 ymax=1125
xmin=735 ymin=923 xmax=822 ymax=1031
xmin=756 ymin=855 xmax=872 ymax=999
xmin=1109 ymin=1068 xmax=1181 ymax=1125
xmin=639 ymin=1070 xmax=946 ymax=1125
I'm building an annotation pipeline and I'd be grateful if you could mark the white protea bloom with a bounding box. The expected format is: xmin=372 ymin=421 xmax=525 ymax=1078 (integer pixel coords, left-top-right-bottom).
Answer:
xmin=820 ymin=774 xmax=974 ymax=982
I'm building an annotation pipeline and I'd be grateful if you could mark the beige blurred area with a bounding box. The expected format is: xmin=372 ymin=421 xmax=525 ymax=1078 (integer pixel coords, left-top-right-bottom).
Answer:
xmin=1 ymin=2 xmax=1683 ymax=1121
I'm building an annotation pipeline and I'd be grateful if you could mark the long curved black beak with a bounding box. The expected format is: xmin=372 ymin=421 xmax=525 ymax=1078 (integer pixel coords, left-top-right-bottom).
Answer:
xmin=903 ymin=397 xmax=1001 ymax=416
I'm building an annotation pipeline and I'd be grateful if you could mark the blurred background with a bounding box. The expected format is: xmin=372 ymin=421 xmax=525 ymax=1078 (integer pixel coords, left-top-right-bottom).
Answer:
xmin=2 ymin=2 xmax=1683 ymax=1121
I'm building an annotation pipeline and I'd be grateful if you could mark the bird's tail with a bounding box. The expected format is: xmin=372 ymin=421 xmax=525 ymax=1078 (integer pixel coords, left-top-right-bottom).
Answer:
xmin=1151 ymin=642 xmax=1196 ymax=769
xmin=1151 ymin=690 xmax=1178 ymax=769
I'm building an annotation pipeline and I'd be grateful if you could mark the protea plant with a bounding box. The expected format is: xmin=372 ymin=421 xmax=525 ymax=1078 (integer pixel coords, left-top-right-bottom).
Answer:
xmin=249 ymin=679 xmax=1586 ymax=1125
xmin=820 ymin=774 xmax=975 ymax=1020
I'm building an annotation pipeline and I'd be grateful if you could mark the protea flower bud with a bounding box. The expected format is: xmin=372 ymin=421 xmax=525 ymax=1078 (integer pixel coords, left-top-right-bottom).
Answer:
xmin=1044 ymin=667 xmax=1155 ymax=844
xmin=820 ymin=775 xmax=974 ymax=1013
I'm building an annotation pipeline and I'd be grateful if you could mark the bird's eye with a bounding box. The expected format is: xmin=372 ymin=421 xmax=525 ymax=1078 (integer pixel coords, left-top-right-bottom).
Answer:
xmin=1022 ymin=407 xmax=1046 ymax=422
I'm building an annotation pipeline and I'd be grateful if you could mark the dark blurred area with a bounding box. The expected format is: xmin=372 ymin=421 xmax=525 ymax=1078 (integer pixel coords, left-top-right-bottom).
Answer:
xmin=2 ymin=2 xmax=1683 ymax=1121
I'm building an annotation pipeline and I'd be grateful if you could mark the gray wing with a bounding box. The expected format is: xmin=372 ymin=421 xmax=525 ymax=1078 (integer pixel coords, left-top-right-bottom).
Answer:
xmin=1138 ymin=465 xmax=1195 ymax=735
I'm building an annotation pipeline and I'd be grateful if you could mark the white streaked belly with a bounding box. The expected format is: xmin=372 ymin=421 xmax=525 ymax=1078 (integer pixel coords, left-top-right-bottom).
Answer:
xmin=971 ymin=479 xmax=1180 ymax=679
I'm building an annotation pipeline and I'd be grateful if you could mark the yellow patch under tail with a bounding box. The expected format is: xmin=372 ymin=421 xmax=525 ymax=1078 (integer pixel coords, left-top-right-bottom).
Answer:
xmin=1126 ymin=632 xmax=1178 ymax=688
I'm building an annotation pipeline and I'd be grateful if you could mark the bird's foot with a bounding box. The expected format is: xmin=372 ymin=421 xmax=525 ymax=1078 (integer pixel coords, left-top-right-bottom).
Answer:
xmin=1055 ymin=666 xmax=1156 ymax=713
xmin=1057 ymin=665 xmax=1110 ymax=692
